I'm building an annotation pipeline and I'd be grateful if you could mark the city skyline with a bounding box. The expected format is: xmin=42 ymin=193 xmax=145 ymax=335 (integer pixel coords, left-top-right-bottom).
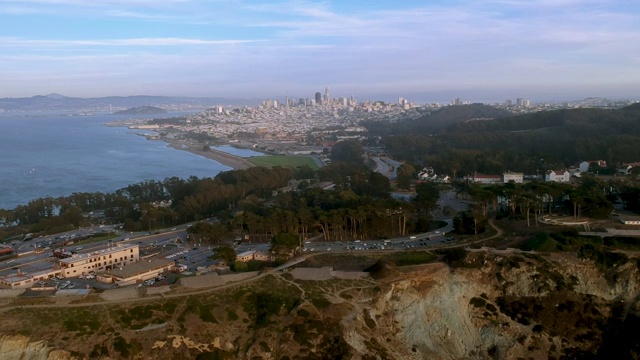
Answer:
xmin=0 ymin=0 xmax=639 ymax=102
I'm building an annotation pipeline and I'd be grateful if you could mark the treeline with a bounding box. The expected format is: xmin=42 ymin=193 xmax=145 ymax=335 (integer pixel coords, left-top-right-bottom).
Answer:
xmin=0 ymin=143 xmax=442 ymax=244
xmin=365 ymin=103 xmax=640 ymax=176
xmin=0 ymin=166 xmax=300 ymax=238
xmin=235 ymin=183 xmax=438 ymax=243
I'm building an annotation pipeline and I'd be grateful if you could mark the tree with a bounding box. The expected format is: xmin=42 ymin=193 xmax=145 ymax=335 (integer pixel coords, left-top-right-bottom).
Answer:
xmin=213 ymin=246 xmax=236 ymax=265
xmin=270 ymin=233 xmax=299 ymax=256
xmin=414 ymin=182 xmax=440 ymax=215
xmin=330 ymin=140 xmax=364 ymax=164
xmin=453 ymin=208 xmax=486 ymax=235
xmin=396 ymin=163 xmax=416 ymax=190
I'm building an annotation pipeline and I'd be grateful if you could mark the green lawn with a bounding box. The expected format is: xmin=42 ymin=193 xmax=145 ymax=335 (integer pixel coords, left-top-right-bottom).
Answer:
xmin=248 ymin=155 xmax=319 ymax=169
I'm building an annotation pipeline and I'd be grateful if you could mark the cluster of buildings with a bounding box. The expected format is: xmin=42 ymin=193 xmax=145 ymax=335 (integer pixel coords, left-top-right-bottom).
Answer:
xmin=0 ymin=244 xmax=179 ymax=289
xmin=174 ymin=93 xmax=424 ymax=145
xmin=417 ymin=167 xmax=450 ymax=183
xmin=459 ymin=159 xmax=640 ymax=186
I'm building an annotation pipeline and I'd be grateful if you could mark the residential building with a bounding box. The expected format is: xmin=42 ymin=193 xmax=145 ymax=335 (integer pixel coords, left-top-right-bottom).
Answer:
xmin=545 ymin=170 xmax=571 ymax=182
xmin=579 ymin=160 xmax=607 ymax=173
xmin=502 ymin=171 xmax=524 ymax=183
xmin=618 ymin=162 xmax=640 ymax=175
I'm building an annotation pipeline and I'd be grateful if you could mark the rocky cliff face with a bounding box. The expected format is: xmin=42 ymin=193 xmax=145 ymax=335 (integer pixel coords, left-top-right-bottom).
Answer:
xmin=0 ymin=335 xmax=75 ymax=360
xmin=339 ymin=251 xmax=640 ymax=359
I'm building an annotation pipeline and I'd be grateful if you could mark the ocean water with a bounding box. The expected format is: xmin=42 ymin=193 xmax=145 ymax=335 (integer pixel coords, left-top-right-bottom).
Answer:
xmin=0 ymin=113 xmax=262 ymax=210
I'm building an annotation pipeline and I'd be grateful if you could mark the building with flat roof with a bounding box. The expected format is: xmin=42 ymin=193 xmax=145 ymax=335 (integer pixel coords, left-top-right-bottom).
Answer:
xmin=0 ymin=267 xmax=64 ymax=289
xmin=0 ymin=273 xmax=33 ymax=289
xmin=236 ymin=250 xmax=256 ymax=262
xmin=502 ymin=171 xmax=524 ymax=183
xmin=58 ymin=244 xmax=139 ymax=278
xmin=99 ymin=257 xmax=174 ymax=286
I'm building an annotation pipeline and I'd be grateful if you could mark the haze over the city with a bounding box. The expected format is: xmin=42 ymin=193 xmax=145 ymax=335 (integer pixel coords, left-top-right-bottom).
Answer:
xmin=1 ymin=0 xmax=639 ymax=102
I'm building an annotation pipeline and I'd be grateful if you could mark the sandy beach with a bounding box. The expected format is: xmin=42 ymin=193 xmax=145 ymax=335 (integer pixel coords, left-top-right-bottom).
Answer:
xmin=165 ymin=140 xmax=255 ymax=170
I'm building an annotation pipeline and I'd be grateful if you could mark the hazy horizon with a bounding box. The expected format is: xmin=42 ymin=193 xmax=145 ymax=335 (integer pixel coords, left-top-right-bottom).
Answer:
xmin=1 ymin=0 xmax=639 ymax=102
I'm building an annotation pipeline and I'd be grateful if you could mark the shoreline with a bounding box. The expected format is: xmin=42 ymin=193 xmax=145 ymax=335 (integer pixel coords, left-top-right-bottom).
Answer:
xmin=163 ymin=139 xmax=255 ymax=170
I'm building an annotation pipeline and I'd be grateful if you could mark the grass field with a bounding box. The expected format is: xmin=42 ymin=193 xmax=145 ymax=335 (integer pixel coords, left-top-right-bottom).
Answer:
xmin=248 ymin=155 xmax=319 ymax=169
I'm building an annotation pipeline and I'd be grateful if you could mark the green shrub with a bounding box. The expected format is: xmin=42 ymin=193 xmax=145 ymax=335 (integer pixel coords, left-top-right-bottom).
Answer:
xmin=226 ymin=309 xmax=239 ymax=321
xmin=470 ymin=297 xmax=487 ymax=308
xmin=113 ymin=336 xmax=131 ymax=358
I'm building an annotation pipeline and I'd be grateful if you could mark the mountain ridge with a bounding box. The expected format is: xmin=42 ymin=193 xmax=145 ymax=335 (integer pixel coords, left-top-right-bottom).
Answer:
xmin=0 ymin=94 xmax=260 ymax=112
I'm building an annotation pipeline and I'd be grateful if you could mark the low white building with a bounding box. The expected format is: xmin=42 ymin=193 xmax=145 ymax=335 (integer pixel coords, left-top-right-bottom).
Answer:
xmin=545 ymin=170 xmax=571 ymax=182
xmin=464 ymin=173 xmax=502 ymax=184
xmin=502 ymin=171 xmax=524 ymax=183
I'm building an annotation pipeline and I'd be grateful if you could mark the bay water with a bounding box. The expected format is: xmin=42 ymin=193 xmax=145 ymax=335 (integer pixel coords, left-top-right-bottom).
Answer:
xmin=0 ymin=113 xmax=261 ymax=210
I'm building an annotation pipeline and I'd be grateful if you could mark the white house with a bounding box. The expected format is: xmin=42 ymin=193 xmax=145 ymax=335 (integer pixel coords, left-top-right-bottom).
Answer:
xmin=502 ymin=171 xmax=524 ymax=183
xmin=545 ymin=170 xmax=571 ymax=182
xmin=579 ymin=160 xmax=607 ymax=173
xmin=417 ymin=167 xmax=435 ymax=180
xmin=618 ymin=162 xmax=640 ymax=175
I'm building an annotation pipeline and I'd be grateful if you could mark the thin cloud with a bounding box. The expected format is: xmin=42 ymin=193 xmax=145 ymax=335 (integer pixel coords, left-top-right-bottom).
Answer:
xmin=0 ymin=37 xmax=260 ymax=48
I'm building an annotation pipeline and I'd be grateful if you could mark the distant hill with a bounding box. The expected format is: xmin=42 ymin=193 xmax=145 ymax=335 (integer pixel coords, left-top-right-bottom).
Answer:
xmin=113 ymin=106 xmax=168 ymax=115
xmin=379 ymin=103 xmax=640 ymax=175
xmin=363 ymin=104 xmax=513 ymax=135
xmin=0 ymin=94 xmax=260 ymax=112
xmin=450 ymin=104 xmax=640 ymax=136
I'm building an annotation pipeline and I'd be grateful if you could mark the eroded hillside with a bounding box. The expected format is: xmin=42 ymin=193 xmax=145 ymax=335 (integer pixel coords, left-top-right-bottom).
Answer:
xmin=1 ymin=250 xmax=639 ymax=359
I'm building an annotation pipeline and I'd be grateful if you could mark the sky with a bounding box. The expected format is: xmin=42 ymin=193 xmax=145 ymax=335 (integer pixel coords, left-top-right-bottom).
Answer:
xmin=0 ymin=0 xmax=639 ymax=103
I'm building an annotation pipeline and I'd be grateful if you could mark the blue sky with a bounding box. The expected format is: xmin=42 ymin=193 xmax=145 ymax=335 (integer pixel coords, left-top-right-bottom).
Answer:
xmin=0 ymin=0 xmax=639 ymax=102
